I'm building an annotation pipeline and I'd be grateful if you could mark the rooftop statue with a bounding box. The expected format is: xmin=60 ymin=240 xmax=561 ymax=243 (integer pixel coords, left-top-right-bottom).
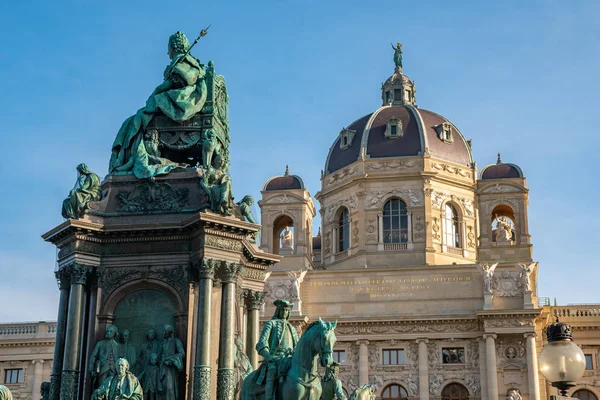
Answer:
xmin=91 ymin=358 xmax=143 ymax=400
xmin=61 ymin=163 xmax=101 ymax=219
xmin=391 ymin=42 xmax=403 ymax=69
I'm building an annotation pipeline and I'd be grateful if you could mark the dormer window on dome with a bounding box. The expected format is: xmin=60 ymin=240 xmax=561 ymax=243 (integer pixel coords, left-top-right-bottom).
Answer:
xmin=435 ymin=122 xmax=454 ymax=143
xmin=385 ymin=117 xmax=403 ymax=139
xmin=339 ymin=128 xmax=356 ymax=150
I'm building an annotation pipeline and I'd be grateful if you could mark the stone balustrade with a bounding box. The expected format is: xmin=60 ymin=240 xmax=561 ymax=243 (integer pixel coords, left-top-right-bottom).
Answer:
xmin=553 ymin=306 xmax=600 ymax=318
xmin=0 ymin=322 xmax=57 ymax=339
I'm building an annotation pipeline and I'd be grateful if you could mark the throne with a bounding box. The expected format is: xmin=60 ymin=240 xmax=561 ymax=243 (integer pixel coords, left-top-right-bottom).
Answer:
xmin=145 ymin=60 xmax=230 ymax=168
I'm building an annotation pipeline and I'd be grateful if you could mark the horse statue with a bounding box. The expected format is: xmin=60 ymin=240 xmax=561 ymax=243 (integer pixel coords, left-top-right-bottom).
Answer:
xmin=349 ymin=384 xmax=376 ymax=400
xmin=241 ymin=318 xmax=337 ymax=400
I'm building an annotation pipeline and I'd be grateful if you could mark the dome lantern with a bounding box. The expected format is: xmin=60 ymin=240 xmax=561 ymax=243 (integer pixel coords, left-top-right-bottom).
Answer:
xmin=382 ymin=43 xmax=417 ymax=107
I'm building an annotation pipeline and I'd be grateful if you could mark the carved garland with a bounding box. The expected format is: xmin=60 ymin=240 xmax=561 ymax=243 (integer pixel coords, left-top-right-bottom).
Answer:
xmin=365 ymin=189 xmax=424 ymax=209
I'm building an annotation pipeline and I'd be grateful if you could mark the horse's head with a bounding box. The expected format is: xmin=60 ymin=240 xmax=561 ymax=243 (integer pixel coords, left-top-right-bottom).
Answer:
xmin=315 ymin=317 xmax=337 ymax=368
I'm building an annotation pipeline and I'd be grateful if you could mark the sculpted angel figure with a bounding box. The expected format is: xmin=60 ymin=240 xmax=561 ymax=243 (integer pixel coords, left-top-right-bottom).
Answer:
xmin=479 ymin=263 xmax=498 ymax=294
xmin=517 ymin=262 xmax=536 ymax=292
xmin=288 ymin=269 xmax=307 ymax=300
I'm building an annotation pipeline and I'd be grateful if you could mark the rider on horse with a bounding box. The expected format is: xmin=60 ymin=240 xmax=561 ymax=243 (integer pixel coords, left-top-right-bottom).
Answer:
xmin=255 ymin=299 xmax=299 ymax=400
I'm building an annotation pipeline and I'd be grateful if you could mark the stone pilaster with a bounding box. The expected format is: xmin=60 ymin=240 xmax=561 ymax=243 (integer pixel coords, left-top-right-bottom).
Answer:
xmin=50 ymin=268 xmax=70 ymax=400
xmin=192 ymin=259 xmax=217 ymax=400
xmin=525 ymin=333 xmax=540 ymax=400
xmin=60 ymin=263 xmax=91 ymax=400
xmin=479 ymin=338 xmax=488 ymax=400
xmin=32 ymin=359 xmax=44 ymax=400
xmin=416 ymin=338 xmax=429 ymax=400
xmin=216 ymin=262 xmax=243 ymax=400
xmin=357 ymin=340 xmax=369 ymax=386
xmin=484 ymin=334 xmax=498 ymax=400
xmin=244 ymin=289 xmax=267 ymax=369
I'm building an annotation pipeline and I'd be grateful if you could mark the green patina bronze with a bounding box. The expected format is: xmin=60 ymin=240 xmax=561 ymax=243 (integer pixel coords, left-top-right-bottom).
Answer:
xmin=91 ymin=358 xmax=143 ymax=400
xmin=321 ymin=362 xmax=347 ymax=400
xmin=61 ymin=163 xmax=102 ymax=219
xmin=391 ymin=42 xmax=403 ymax=69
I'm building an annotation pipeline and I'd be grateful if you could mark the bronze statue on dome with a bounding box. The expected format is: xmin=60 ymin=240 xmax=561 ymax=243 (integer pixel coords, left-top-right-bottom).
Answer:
xmin=391 ymin=42 xmax=403 ymax=69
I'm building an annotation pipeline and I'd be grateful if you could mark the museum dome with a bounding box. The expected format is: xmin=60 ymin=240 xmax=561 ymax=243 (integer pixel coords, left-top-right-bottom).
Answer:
xmin=262 ymin=165 xmax=305 ymax=191
xmin=324 ymin=49 xmax=473 ymax=175
xmin=480 ymin=154 xmax=524 ymax=180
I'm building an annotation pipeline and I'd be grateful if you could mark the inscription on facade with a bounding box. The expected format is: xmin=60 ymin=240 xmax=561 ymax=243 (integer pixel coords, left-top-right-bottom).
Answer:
xmin=309 ymin=275 xmax=474 ymax=300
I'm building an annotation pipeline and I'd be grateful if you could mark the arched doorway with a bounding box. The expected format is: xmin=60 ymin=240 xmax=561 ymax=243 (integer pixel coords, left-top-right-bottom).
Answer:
xmin=442 ymin=383 xmax=469 ymax=400
xmin=382 ymin=384 xmax=409 ymax=400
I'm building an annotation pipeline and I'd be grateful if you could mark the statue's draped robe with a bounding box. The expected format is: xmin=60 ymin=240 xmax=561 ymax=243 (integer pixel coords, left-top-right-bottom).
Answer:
xmin=255 ymin=318 xmax=299 ymax=385
xmin=61 ymin=173 xmax=101 ymax=219
xmin=90 ymin=339 xmax=120 ymax=387
xmin=109 ymin=53 xmax=208 ymax=179
xmin=159 ymin=336 xmax=185 ymax=400
xmin=91 ymin=372 xmax=143 ymax=400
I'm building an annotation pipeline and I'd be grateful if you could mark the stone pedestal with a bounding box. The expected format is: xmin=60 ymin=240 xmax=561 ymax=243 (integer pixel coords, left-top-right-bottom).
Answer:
xmin=43 ymin=170 xmax=279 ymax=400
xmin=484 ymin=293 xmax=494 ymax=310
xmin=523 ymin=290 xmax=534 ymax=309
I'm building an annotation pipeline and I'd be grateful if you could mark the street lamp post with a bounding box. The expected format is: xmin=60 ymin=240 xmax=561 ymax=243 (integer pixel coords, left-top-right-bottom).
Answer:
xmin=538 ymin=319 xmax=586 ymax=397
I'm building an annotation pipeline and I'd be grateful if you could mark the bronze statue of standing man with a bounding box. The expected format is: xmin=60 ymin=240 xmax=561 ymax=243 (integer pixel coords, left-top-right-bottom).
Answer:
xmin=255 ymin=299 xmax=299 ymax=400
xmin=89 ymin=325 xmax=120 ymax=388
xmin=159 ymin=324 xmax=185 ymax=400
xmin=391 ymin=42 xmax=403 ymax=69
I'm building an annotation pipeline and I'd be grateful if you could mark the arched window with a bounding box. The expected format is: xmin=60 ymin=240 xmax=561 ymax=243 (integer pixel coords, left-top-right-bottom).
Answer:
xmin=338 ymin=208 xmax=349 ymax=252
xmin=442 ymin=383 xmax=469 ymax=400
xmin=383 ymin=199 xmax=408 ymax=243
xmin=573 ymin=390 xmax=599 ymax=400
xmin=382 ymin=384 xmax=409 ymax=400
xmin=443 ymin=203 xmax=460 ymax=248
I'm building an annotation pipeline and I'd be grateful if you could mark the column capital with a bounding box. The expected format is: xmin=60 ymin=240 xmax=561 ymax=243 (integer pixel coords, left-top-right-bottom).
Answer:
xmin=54 ymin=268 xmax=71 ymax=290
xmin=524 ymin=332 xmax=537 ymax=339
xmin=192 ymin=258 xmax=218 ymax=281
xmin=244 ymin=290 xmax=267 ymax=311
xmin=416 ymin=338 xmax=429 ymax=344
xmin=356 ymin=339 xmax=370 ymax=346
xmin=218 ymin=261 xmax=243 ymax=283
xmin=65 ymin=262 xmax=93 ymax=286
xmin=483 ymin=333 xmax=497 ymax=340
xmin=32 ymin=359 xmax=45 ymax=365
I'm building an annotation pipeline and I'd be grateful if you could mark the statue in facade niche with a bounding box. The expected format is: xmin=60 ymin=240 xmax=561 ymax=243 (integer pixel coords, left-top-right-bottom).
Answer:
xmin=507 ymin=389 xmax=522 ymax=400
xmin=479 ymin=263 xmax=498 ymax=294
xmin=391 ymin=42 xmax=403 ymax=69
xmin=495 ymin=216 xmax=513 ymax=243
xmin=139 ymin=353 xmax=161 ymax=400
xmin=281 ymin=226 xmax=293 ymax=248
xmin=159 ymin=324 xmax=185 ymax=400
xmin=254 ymin=299 xmax=299 ymax=400
xmin=91 ymin=358 xmax=143 ymax=400
xmin=109 ymin=31 xmax=208 ymax=179
xmin=137 ymin=328 xmax=161 ymax=376
xmin=0 ymin=385 xmax=12 ymax=400
xmin=89 ymin=324 xmax=121 ymax=388
xmin=321 ymin=362 xmax=347 ymax=400
xmin=119 ymin=329 xmax=137 ymax=372
xmin=61 ymin=163 xmax=102 ymax=219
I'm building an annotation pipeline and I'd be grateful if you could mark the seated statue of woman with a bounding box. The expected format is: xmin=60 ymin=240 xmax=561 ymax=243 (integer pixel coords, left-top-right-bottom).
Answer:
xmin=109 ymin=31 xmax=208 ymax=179
xmin=61 ymin=163 xmax=102 ymax=219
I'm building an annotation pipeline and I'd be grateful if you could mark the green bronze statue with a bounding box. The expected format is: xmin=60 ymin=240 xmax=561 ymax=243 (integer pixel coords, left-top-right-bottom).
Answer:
xmin=234 ymin=337 xmax=253 ymax=398
xmin=89 ymin=325 xmax=120 ymax=388
xmin=236 ymin=195 xmax=256 ymax=224
xmin=391 ymin=42 xmax=402 ymax=69
xmin=321 ymin=362 xmax=347 ymax=400
xmin=139 ymin=353 xmax=161 ymax=400
xmin=109 ymin=31 xmax=208 ymax=179
xmin=158 ymin=324 xmax=185 ymax=400
xmin=255 ymin=299 xmax=299 ymax=400
xmin=0 ymin=385 xmax=12 ymax=400
xmin=40 ymin=382 xmax=50 ymax=400
xmin=61 ymin=163 xmax=101 ymax=219
xmin=91 ymin=358 xmax=143 ymax=400
xmin=119 ymin=329 xmax=137 ymax=373
xmin=199 ymin=156 xmax=233 ymax=215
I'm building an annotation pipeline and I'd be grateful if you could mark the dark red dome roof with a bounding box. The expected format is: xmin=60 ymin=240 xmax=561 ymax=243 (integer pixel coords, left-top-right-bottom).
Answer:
xmin=263 ymin=166 xmax=305 ymax=191
xmin=480 ymin=154 xmax=524 ymax=180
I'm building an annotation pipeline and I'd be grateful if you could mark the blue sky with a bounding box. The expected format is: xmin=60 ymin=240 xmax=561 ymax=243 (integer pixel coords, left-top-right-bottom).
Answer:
xmin=0 ymin=0 xmax=598 ymax=321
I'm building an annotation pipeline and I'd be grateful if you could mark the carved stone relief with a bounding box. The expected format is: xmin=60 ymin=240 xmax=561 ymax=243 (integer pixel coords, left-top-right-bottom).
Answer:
xmin=413 ymin=215 xmax=425 ymax=240
xmin=432 ymin=217 xmax=441 ymax=241
xmin=497 ymin=338 xmax=526 ymax=365
xmin=430 ymin=190 xmax=475 ymax=216
xmin=492 ymin=271 xmax=522 ymax=297
xmin=428 ymin=341 xmax=439 ymax=369
xmin=430 ymin=374 xmax=444 ymax=395
xmin=265 ymin=279 xmax=293 ymax=304
xmin=323 ymin=195 xmax=359 ymax=223
xmin=483 ymin=318 xmax=534 ymax=329
xmin=430 ymin=161 xmax=473 ymax=178
xmin=335 ymin=322 xmax=479 ymax=335
xmin=366 ymin=160 xmax=423 ymax=170
xmin=204 ymin=235 xmax=243 ymax=252
xmin=365 ymin=189 xmax=424 ymax=209
xmin=326 ymin=166 xmax=358 ymax=186
xmin=480 ymin=184 xmax=519 ymax=193
xmin=468 ymin=340 xmax=479 ymax=368
xmin=484 ymin=198 xmax=520 ymax=214
xmin=467 ymin=226 xmax=476 ymax=248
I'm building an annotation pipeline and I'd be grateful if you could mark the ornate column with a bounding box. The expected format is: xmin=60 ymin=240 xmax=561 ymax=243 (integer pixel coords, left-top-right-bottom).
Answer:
xmin=484 ymin=334 xmax=499 ymax=400
xmin=525 ymin=333 xmax=541 ymax=400
xmin=416 ymin=338 xmax=429 ymax=400
xmin=407 ymin=212 xmax=413 ymax=247
xmin=216 ymin=262 xmax=242 ymax=400
xmin=32 ymin=359 xmax=45 ymax=400
xmin=479 ymin=338 xmax=488 ymax=400
xmin=193 ymin=259 xmax=217 ymax=400
xmin=49 ymin=268 xmax=70 ymax=400
xmin=244 ymin=290 xmax=267 ymax=370
xmin=357 ymin=340 xmax=369 ymax=385
xmin=60 ymin=263 xmax=90 ymax=400
xmin=378 ymin=214 xmax=383 ymax=244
